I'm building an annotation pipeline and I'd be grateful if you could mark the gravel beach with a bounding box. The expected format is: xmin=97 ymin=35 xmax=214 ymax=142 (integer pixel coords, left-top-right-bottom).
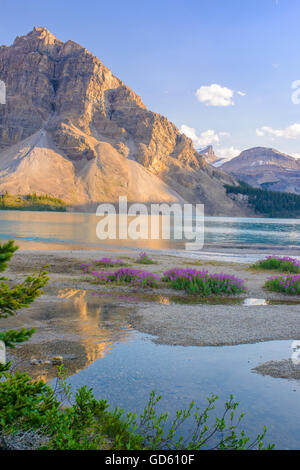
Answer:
xmin=129 ymin=303 xmax=300 ymax=347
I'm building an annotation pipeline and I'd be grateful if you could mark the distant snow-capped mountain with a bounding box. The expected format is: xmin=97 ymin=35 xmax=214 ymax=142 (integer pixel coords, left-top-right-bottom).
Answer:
xmin=220 ymin=147 xmax=300 ymax=194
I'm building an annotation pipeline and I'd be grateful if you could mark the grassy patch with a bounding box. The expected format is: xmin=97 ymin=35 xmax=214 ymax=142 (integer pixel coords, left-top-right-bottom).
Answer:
xmin=185 ymin=260 xmax=241 ymax=268
xmin=80 ymin=259 xmax=130 ymax=274
xmin=136 ymin=252 xmax=157 ymax=265
xmin=0 ymin=192 xmax=67 ymax=212
xmin=93 ymin=258 xmax=128 ymax=268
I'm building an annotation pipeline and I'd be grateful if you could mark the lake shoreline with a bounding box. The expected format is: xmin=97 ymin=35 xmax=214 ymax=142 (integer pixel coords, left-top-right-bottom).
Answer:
xmin=6 ymin=241 xmax=300 ymax=263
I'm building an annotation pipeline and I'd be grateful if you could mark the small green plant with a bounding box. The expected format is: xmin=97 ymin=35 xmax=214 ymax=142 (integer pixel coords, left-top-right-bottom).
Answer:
xmin=136 ymin=252 xmax=157 ymax=265
xmin=130 ymin=391 xmax=273 ymax=450
xmin=252 ymin=256 xmax=300 ymax=273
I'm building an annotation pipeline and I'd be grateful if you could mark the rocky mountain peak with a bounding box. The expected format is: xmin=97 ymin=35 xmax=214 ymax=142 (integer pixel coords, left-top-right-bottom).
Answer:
xmin=224 ymin=147 xmax=300 ymax=170
xmin=0 ymin=28 xmax=247 ymax=215
xmin=199 ymin=145 xmax=218 ymax=163
xmin=30 ymin=26 xmax=57 ymax=39
xmin=13 ymin=26 xmax=63 ymax=51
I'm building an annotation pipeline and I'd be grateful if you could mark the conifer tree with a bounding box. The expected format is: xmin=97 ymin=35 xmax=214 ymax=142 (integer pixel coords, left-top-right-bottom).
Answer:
xmin=0 ymin=241 xmax=48 ymax=375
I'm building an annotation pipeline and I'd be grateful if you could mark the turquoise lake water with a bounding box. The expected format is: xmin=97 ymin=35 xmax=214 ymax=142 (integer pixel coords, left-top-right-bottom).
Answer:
xmin=0 ymin=211 xmax=299 ymax=257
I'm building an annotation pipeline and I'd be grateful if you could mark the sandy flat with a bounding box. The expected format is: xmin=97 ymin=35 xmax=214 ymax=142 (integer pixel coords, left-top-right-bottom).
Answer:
xmin=253 ymin=359 xmax=300 ymax=380
xmin=129 ymin=303 xmax=300 ymax=346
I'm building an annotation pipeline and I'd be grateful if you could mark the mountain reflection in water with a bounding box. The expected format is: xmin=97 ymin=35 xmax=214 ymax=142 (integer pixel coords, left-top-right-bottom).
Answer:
xmin=5 ymin=289 xmax=134 ymax=381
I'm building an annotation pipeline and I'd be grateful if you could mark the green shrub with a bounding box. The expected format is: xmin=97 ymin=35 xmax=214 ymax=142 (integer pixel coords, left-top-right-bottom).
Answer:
xmin=136 ymin=252 xmax=157 ymax=265
xmin=0 ymin=370 xmax=274 ymax=450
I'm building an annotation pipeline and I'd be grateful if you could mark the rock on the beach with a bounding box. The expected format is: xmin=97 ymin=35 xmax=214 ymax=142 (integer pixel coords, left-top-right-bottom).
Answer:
xmin=30 ymin=358 xmax=39 ymax=366
xmin=52 ymin=356 xmax=63 ymax=366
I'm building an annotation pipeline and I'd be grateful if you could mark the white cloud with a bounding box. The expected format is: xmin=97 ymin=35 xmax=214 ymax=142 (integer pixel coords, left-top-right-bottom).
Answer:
xmin=180 ymin=126 xmax=238 ymax=160
xmin=195 ymin=84 xmax=234 ymax=106
xmin=217 ymin=146 xmax=241 ymax=160
xmin=180 ymin=125 xmax=227 ymax=147
xmin=256 ymin=123 xmax=300 ymax=139
xmin=195 ymin=84 xmax=246 ymax=107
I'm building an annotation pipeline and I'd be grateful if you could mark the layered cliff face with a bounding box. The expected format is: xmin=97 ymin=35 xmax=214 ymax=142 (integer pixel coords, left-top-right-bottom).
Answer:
xmin=0 ymin=27 xmax=246 ymax=214
xmin=221 ymin=147 xmax=300 ymax=194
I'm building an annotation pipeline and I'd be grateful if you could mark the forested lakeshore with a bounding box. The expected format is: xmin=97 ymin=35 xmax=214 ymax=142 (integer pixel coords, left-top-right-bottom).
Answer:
xmin=225 ymin=182 xmax=300 ymax=218
xmin=0 ymin=193 xmax=67 ymax=212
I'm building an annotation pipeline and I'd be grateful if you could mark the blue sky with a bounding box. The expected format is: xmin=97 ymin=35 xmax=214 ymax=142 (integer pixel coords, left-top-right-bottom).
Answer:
xmin=1 ymin=0 xmax=300 ymax=158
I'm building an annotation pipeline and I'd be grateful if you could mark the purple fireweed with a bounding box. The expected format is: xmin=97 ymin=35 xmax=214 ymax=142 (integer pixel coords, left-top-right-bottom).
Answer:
xmin=83 ymin=264 xmax=246 ymax=296
xmin=253 ymin=256 xmax=300 ymax=273
xmin=265 ymin=256 xmax=300 ymax=266
xmin=136 ymin=252 xmax=156 ymax=264
xmin=94 ymin=258 xmax=125 ymax=266
xmin=162 ymin=268 xmax=246 ymax=295
xmin=91 ymin=267 xmax=160 ymax=289
xmin=265 ymin=273 xmax=300 ymax=295
xmin=80 ymin=263 xmax=92 ymax=272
